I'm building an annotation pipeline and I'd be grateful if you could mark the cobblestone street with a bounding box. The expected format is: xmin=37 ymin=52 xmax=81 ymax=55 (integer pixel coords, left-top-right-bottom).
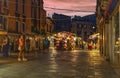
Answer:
xmin=0 ymin=49 xmax=120 ymax=78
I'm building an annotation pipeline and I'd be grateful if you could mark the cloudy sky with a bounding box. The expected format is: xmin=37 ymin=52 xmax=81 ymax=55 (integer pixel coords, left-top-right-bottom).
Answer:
xmin=44 ymin=0 xmax=96 ymax=17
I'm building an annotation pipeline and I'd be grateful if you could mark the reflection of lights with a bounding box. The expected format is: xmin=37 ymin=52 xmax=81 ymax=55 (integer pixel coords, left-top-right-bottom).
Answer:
xmin=74 ymin=37 xmax=76 ymax=41
xmin=116 ymin=41 xmax=119 ymax=45
xmin=67 ymin=37 xmax=70 ymax=40
xmin=47 ymin=36 xmax=49 ymax=39
xmin=83 ymin=41 xmax=86 ymax=44
xmin=71 ymin=56 xmax=77 ymax=62
xmin=118 ymin=37 xmax=120 ymax=41
xmin=29 ymin=37 xmax=32 ymax=40
xmin=115 ymin=37 xmax=120 ymax=45
xmin=102 ymin=36 xmax=104 ymax=40
xmin=64 ymin=40 xmax=67 ymax=43
xmin=49 ymin=50 xmax=58 ymax=72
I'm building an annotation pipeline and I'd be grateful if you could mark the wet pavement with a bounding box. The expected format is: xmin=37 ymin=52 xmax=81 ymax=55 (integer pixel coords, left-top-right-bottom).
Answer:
xmin=0 ymin=49 xmax=120 ymax=78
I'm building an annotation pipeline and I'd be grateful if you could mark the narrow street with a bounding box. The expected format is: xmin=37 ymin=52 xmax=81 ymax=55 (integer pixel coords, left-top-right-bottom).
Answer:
xmin=0 ymin=49 xmax=119 ymax=78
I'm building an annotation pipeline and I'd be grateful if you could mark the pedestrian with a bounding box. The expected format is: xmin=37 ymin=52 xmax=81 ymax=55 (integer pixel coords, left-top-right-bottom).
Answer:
xmin=30 ymin=37 xmax=36 ymax=51
xmin=2 ymin=35 xmax=10 ymax=57
xmin=40 ymin=38 xmax=43 ymax=50
xmin=43 ymin=37 xmax=49 ymax=50
xmin=26 ymin=37 xmax=30 ymax=52
xmin=18 ymin=35 xmax=27 ymax=61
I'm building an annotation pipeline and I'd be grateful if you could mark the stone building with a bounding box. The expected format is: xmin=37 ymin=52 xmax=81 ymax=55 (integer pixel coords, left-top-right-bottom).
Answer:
xmin=0 ymin=0 xmax=46 ymax=52
xmin=71 ymin=21 xmax=95 ymax=41
xmin=96 ymin=0 xmax=120 ymax=65
xmin=0 ymin=0 xmax=46 ymax=34
xmin=71 ymin=14 xmax=96 ymax=41
xmin=46 ymin=17 xmax=54 ymax=35
xmin=52 ymin=13 xmax=71 ymax=32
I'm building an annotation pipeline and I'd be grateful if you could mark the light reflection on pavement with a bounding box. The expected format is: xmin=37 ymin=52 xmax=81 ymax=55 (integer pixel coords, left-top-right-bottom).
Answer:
xmin=0 ymin=49 xmax=119 ymax=78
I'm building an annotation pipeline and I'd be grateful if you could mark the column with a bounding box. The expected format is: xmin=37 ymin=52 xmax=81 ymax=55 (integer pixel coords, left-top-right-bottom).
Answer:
xmin=108 ymin=19 xmax=112 ymax=63
xmin=111 ymin=16 xmax=115 ymax=64
xmin=119 ymin=5 xmax=120 ymax=37
xmin=105 ymin=23 xmax=109 ymax=59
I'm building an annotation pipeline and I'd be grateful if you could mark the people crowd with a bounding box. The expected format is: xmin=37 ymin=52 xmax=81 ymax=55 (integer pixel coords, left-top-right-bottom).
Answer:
xmin=0 ymin=34 xmax=50 ymax=61
xmin=0 ymin=33 xmax=99 ymax=62
xmin=54 ymin=32 xmax=76 ymax=50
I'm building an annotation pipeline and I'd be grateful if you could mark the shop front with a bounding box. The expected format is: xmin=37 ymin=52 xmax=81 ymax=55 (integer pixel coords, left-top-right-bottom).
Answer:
xmin=54 ymin=31 xmax=76 ymax=50
xmin=113 ymin=12 xmax=120 ymax=65
xmin=0 ymin=31 xmax=7 ymax=51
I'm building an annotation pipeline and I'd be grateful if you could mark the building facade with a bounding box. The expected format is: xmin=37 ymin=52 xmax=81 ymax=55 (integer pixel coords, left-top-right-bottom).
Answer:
xmin=96 ymin=0 xmax=120 ymax=65
xmin=71 ymin=21 xmax=95 ymax=41
xmin=52 ymin=13 xmax=71 ymax=32
xmin=0 ymin=0 xmax=46 ymax=33
xmin=71 ymin=14 xmax=96 ymax=41
xmin=0 ymin=0 xmax=46 ymax=52
xmin=46 ymin=17 xmax=54 ymax=35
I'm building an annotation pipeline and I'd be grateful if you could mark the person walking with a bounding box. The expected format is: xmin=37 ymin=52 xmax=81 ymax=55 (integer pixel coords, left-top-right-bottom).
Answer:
xmin=18 ymin=35 xmax=27 ymax=61
xmin=2 ymin=35 xmax=10 ymax=57
xmin=43 ymin=37 xmax=50 ymax=51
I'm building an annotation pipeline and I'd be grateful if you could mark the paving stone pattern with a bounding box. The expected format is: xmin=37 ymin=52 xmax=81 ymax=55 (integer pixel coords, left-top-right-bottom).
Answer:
xmin=0 ymin=50 xmax=119 ymax=78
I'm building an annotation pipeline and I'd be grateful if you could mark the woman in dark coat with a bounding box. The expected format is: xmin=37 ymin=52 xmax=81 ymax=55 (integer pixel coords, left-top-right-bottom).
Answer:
xmin=2 ymin=35 xmax=10 ymax=57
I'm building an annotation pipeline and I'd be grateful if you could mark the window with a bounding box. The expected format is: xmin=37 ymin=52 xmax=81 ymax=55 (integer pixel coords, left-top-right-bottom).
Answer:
xmin=31 ymin=0 xmax=35 ymax=2
xmin=0 ymin=14 xmax=3 ymax=30
xmin=84 ymin=25 xmax=87 ymax=28
xmin=31 ymin=7 xmax=34 ymax=18
xmin=31 ymin=0 xmax=34 ymax=18
xmin=77 ymin=24 xmax=81 ymax=28
xmin=77 ymin=31 xmax=81 ymax=35
xmin=0 ymin=0 xmax=2 ymax=8
xmin=84 ymin=32 xmax=87 ymax=35
xmin=3 ymin=17 xmax=7 ymax=30
xmin=22 ymin=0 xmax=26 ymax=14
xmin=38 ymin=0 xmax=40 ymax=6
xmin=0 ymin=14 xmax=2 ymax=23
xmin=4 ymin=0 xmax=8 ymax=8
xmin=22 ymin=23 xmax=25 ymax=32
xmin=16 ymin=21 xmax=19 ymax=33
xmin=16 ymin=0 xmax=19 ymax=12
